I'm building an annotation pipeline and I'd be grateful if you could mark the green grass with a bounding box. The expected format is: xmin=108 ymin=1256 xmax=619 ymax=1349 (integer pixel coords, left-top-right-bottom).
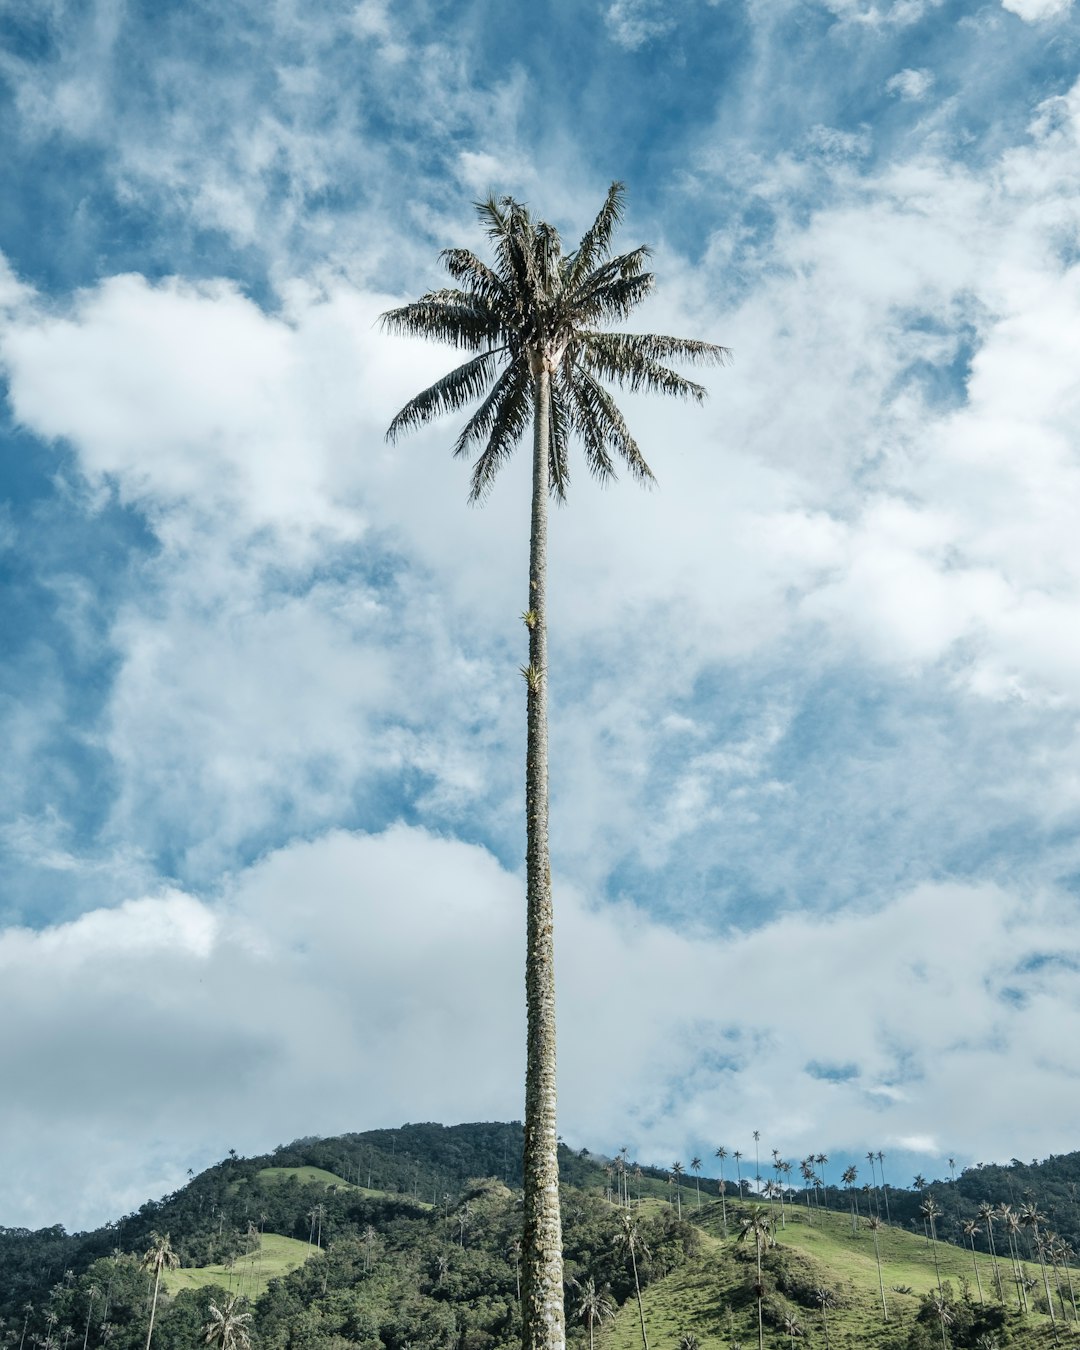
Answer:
xmin=603 ymin=1198 xmax=1063 ymax=1350
xmin=163 ymin=1234 xmax=316 ymax=1300
xmin=255 ymin=1166 xmax=355 ymax=1189
xmin=252 ymin=1166 xmax=431 ymax=1207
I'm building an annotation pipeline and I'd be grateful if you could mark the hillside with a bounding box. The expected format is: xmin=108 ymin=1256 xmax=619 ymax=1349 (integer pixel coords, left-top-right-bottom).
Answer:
xmin=2 ymin=1123 xmax=1079 ymax=1350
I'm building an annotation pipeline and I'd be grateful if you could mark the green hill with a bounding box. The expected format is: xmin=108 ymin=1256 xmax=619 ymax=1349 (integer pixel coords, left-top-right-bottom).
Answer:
xmin=3 ymin=1122 xmax=1079 ymax=1350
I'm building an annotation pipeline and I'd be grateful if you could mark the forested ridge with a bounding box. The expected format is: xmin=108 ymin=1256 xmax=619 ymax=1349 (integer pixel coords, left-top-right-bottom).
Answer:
xmin=4 ymin=1123 xmax=1080 ymax=1350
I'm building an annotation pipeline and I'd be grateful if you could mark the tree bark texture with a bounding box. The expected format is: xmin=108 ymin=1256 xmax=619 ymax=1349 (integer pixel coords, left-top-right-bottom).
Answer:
xmin=520 ymin=361 xmax=565 ymax=1350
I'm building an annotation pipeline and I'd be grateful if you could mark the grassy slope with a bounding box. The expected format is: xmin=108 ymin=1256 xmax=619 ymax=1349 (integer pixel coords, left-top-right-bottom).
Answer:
xmin=605 ymin=1197 xmax=1061 ymax=1350
xmin=163 ymin=1234 xmax=316 ymax=1300
xmin=253 ymin=1165 xmax=432 ymax=1207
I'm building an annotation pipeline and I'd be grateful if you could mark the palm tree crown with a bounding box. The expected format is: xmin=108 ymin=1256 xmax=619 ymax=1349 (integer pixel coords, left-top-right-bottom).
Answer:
xmin=383 ymin=183 xmax=728 ymax=498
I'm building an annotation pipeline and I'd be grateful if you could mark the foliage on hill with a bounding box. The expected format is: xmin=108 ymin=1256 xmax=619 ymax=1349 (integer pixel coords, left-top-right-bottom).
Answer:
xmin=4 ymin=1122 xmax=1080 ymax=1350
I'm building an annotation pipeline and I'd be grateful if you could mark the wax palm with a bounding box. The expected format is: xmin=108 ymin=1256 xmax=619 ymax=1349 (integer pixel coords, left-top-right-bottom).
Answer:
xmin=715 ymin=1147 xmax=729 ymax=1237
xmin=384 ymin=183 xmax=726 ymax=1350
xmin=978 ymin=1202 xmax=1005 ymax=1304
xmin=615 ymin=1212 xmax=651 ymax=1350
xmin=962 ymin=1219 xmax=985 ymax=1303
xmin=1020 ymin=1202 xmax=1056 ymax=1326
xmin=690 ymin=1156 xmax=702 ymax=1208
xmin=921 ymin=1196 xmax=945 ymax=1294
xmin=202 ymin=1300 xmax=251 ymax=1350
xmin=672 ymin=1161 xmax=685 ymax=1219
xmin=737 ymin=1206 xmax=772 ymax=1350
xmin=865 ymin=1216 xmax=889 ymax=1322
xmin=813 ymin=1288 xmax=835 ymax=1350
xmin=876 ymin=1152 xmax=891 ymax=1224
xmin=140 ymin=1233 xmax=178 ymax=1350
xmin=569 ymin=1278 xmax=615 ymax=1350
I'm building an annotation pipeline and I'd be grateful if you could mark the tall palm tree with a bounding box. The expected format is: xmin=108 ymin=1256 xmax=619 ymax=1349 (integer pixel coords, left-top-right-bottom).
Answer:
xmin=569 ymin=1278 xmax=615 ymax=1350
xmin=865 ymin=1216 xmax=888 ymax=1322
xmin=715 ymin=1148 xmax=729 ymax=1237
xmin=962 ymin=1219 xmax=985 ymax=1303
xmin=140 ymin=1234 xmax=178 ymax=1350
xmin=616 ymin=1212 xmax=651 ymax=1350
xmin=842 ymin=1165 xmax=859 ymax=1234
xmin=672 ymin=1161 xmax=685 ymax=1219
xmin=202 ymin=1299 xmax=252 ymax=1350
xmin=384 ymin=183 xmax=726 ymax=1350
xmin=1020 ymin=1202 xmax=1056 ymax=1328
xmin=738 ymin=1206 xmax=772 ymax=1350
xmin=997 ymin=1205 xmax=1027 ymax=1311
xmin=813 ymin=1288 xmax=834 ymax=1350
xmin=81 ymin=1286 xmax=99 ymax=1350
xmin=921 ymin=1196 xmax=945 ymax=1294
xmin=877 ymin=1151 xmax=891 ymax=1224
xmin=733 ymin=1150 xmax=744 ymax=1198
xmin=978 ymin=1202 xmax=1005 ymax=1304
xmin=815 ymin=1154 xmax=829 ymax=1210
xmin=752 ymin=1131 xmax=762 ymax=1196
xmin=690 ymin=1156 xmax=703 ymax=1209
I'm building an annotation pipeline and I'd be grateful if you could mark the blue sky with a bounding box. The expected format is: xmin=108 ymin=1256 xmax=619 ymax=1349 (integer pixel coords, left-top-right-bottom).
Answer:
xmin=3 ymin=0 xmax=1080 ymax=1230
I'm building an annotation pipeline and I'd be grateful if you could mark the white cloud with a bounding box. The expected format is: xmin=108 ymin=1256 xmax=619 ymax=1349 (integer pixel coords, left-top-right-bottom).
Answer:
xmin=3 ymin=825 xmax=1079 ymax=1229
xmin=886 ymin=67 xmax=935 ymax=100
xmin=1001 ymin=0 xmax=1072 ymax=20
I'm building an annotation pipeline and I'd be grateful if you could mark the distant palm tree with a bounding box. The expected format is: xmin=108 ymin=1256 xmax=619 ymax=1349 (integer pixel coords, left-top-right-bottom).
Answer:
xmin=715 ymin=1148 xmax=730 ymax=1237
xmin=81 ymin=1288 xmax=100 ymax=1350
xmin=865 ymin=1216 xmax=889 ymax=1322
xmin=616 ymin=1212 xmax=650 ymax=1350
xmin=569 ymin=1277 xmax=615 ymax=1350
xmin=733 ymin=1151 xmax=744 ymax=1198
xmin=813 ymin=1288 xmax=835 ymax=1350
xmin=997 ymin=1205 xmax=1027 ymax=1311
xmin=690 ymin=1157 xmax=703 ymax=1208
xmin=781 ymin=1312 xmax=803 ymax=1350
xmin=978 ymin=1202 xmax=1006 ymax=1303
xmin=753 ymin=1131 xmax=762 ymax=1195
xmin=19 ymin=1304 xmax=33 ymax=1350
xmin=672 ymin=1161 xmax=685 ymax=1218
xmin=921 ymin=1196 xmax=945 ymax=1294
xmin=202 ymin=1299 xmax=252 ymax=1350
xmin=815 ymin=1155 xmax=829 ymax=1210
xmin=962 ymin=1219 xmax=986 ymax=1303
xmin=866 ymin=1152 xmax=878 ymax=1215
xmin=877 ymin=1151 xmax=891 ymax=1224
xmin=928 ymin=1290 xmax=953 ymax=1350
xmin=1020 ymin=1203 xmax=1056 ymax=1327
xmin=738 ymin=1206 xmax=772 ymax=1350
xmin=140 ymin=1234 xmax=179 ymax=1350
xmin=799 ymin=1159 xmax=815 ymax=1220
xmin=842 ymin=1166 xmax=859 ymax=1233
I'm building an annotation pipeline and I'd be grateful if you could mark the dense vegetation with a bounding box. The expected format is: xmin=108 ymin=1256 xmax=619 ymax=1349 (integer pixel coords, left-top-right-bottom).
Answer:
xmin=4 ymin=1123 xmax=1080 ymax=1350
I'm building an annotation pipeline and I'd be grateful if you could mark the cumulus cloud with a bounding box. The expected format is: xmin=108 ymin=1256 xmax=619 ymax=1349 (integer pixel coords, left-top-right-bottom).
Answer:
xmin=1001 ymin=0 xmax=1072 ymax=20
xmin=2 ymin=825 xmax=1079 ymax=1230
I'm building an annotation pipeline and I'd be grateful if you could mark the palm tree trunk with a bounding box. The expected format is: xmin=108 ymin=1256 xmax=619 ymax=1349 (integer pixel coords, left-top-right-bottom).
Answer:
xmin=521 ymin=359 xmax=565 ymax=1350
xmin=629 ymin=1246 xmax=649 ymax=1350
xmin=143 ymin=1271 xmax=161 ymax=1350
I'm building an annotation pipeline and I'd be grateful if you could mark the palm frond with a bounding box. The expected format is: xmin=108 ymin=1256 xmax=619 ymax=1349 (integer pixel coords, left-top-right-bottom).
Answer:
xmin=381 ymin=291 xmax=502 ymax=351
xmin=467 ymin=366 xmax=533 ymax=503
xmin=548 ymin=381 xmax=570 ymax=502
xmin=567 ymin=367 xmax=655 ymax=483
xmin=563 ymin=182 xmax=626 ymax=290
xmin=451 ymin=354 xmax=528 ymax=459
xmin=438 ymin=248 xmax=509 ymax=308
xmin=569 ymin=273 xmax=655 ymax=328
xmin=386 ymin=349 xmax=504 ymax=443
xmin=581 ymin=331 xmax=730 ymax=399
